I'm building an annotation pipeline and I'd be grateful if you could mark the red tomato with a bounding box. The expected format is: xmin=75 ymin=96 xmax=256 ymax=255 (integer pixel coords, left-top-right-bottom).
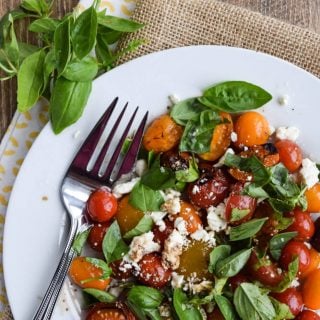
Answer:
xmin=88 ymin=222 xmax=110 ymax=252
xmin=87 ymin=188 xmax=118 ymax=223
xmin=296 ymin=310 xmax=320 ymax=320
xmin=152 ymin=219 xmax=174 ymax=248
xmin=275 ymin=139 xmax=302 ymax=172
xmin=285 ymin=209 xmax=315 ymax=241
xmin=109 ymin=259 xmax=132 ymax=280
xmin=225 ymin=194 xmax=257 ymax=225
xmin=86 ymin=303 xmax=136 ymax=320
xmin=228 ymin=273 xmax=249 ymax=292
xmin=302 ymin=269 xmax=320 ymax=310
xmin=311 ymin=217 xmax=320 ymax=252
xmin=279 ymin=240 xmax=310 ymax=276
xmin=271 ymin=288 xmax=303 ymax=316
xmin=138 ymin=253 xmax=172 ymax=288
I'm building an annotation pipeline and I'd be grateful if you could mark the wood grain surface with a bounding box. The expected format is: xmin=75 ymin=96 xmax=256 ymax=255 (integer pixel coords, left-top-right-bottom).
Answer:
xmin=0 ymin=0 xmax=319 ymax=140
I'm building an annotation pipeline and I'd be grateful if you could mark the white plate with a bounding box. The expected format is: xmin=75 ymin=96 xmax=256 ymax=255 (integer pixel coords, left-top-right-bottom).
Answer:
xmin=3 ymin=46 xmax=320 ymax=320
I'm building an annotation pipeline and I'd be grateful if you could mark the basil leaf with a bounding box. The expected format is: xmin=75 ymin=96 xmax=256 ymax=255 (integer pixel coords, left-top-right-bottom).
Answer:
xmin=173 ymin=288 xmax=202 ymax=320
xmin=62 ymin=57 xmax=98 ymax=82
xmin=72 ymin=6 xmax=98 ymax=59
xmin=175 ymin=158 xmax=199 ymax=183
xmin=170 ymin=98 xmax=207 ymax=126
xmin=29 ymin=18 xmax=60 ymax=33
xmin=198 ymin=81 xmax=272 ymax=113
xmin=123 ymin=215 xmax=154 ymax=239
xmin=272 ymin=257 xmax=298 ymax=292
xmin=50 ymin=78 xmax=92 ymax=134
xmin=244 ymin=184 xmax=269 ymax=199
xmin=4 ymin=14 xmax=19 ymax=68
xmin=43 ymin=48 xmax=55 ymax=88
xmin=209 ymin=245 xmax=231 ymax=273
xmin=215 ymin=295 xmax=238 ymax=320
xmin=72 ymin=229 xmax=90 ymax=255
xmin=102 ymin=220 xmax=129 ymax=263
xmin=20 ymin=0 xmax=49 ymax=15
xmin=234 ymin=283 xmax=276 ymax=320
xmin=179 ymin=109 xmax=222 ymax=153
xmin=54 ymin=17 xmax=71 ymax=76
xmin=230 ymin=208 xmax=250 ymax=223
xmin=128 ymin=286 xmax=163 ymax=309
xmin=98 ymin=15 xmax=144 ymax=32
xmin=269 ymin=232 xmax=298 ymax=260
xmin=97 ymin=25 xmax=122 ymax=44
xmin=129 ymin=181 xmax=164 ymax=211
xmin=229 ymin=218 xmax=268 ymax=241
xmin=270 ymin=297 xmax=294 ymax=320
xmin=85 ymin=257 xmax=112 ymax=280
xmin=95 ymin=32 xmax=114 ymax=66
xmin=215 ymin=248 xmax=252 ymax=278
xmin=17 ymin=49 xmax=45 ymax=112
xmin=18 ymin=42 xmax=39 ymax=62
xmin=83 ymin=288 xmax=116 ymax=303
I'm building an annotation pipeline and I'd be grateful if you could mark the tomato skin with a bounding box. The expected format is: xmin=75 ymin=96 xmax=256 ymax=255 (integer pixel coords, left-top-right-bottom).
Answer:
xmin=302 ymin=269 xmax=320 ymax=310
xmin=285 ymin=209 xmax=315 ymax=241
xmin=295 ymin=310 xmax=320 ymax=320
xmin=305 ymin=183 xmax=320 ymax=212
xmin=138 ymin=253 xmax=172 ymax=288
xmin=228 ymin=273 xmax=249 ymax=292
xmin=311 ymin=217 xmax=320 ymax=252
xmin=87 ymin=188 xmax=118 ymax=223
xmin=69 ymin=257 xmax=110 ymax=290
xmin=271 ymin=288 xmax=303 ymax=316
xmin=87 ymin=308 xmax=126 ymax=320
xmin=152 ymin=219 xmax=174 ymax=248
xmin=88 ymin=222 xmax=110 ymax=252
xmin=302 ymin=248 xmax=320 ymax=278
xmin=109 ymin=259 xmax=132 ymax=280
xmin=177 ymin=201 xmax=202 ymax=233
xmin=86 ymin=303 xmax=136 ymax=320
xmin=275 ymin=139 xmax=302 ymax=172
xmin=279 ymin=240 xmax=310 ymax=276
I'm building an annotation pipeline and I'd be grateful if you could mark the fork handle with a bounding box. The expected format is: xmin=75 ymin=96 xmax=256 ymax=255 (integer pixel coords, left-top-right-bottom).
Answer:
xmin=32 ymin=218 xmax=78 ymax=320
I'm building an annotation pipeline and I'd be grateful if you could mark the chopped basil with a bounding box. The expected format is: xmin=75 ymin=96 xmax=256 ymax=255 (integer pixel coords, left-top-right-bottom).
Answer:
xmin=83 ymin=288 xmax=116 ymax=303
xmin=123 ymin=215 xmax=154 ymax=239
xmin=215 ymin=295 xmax=238 ymax=320
xmin=269 ymin=232 xmax=298 ymax=260
xmin=175 ymin=157 xmax=199 ymax=183
xmin=173 ymin=288 xmax=202 ymax=320
xmin=270 ymin=297 xmax=294 ymax=319
xmin=229 ymin=218 xmax=268 ymax=241
xmin=72 ymin=229 xmax=90 ymax=255
xmin=230 ymin=208 xmax=250 ymax=223
xmin=209 ymin=245 xmax=231 ymax=273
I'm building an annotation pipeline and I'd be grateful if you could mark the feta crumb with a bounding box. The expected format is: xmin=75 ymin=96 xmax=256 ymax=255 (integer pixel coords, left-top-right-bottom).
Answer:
xmin=290 ymin=278 xmax=300 ymax=288
xmin=127 ymin=231 xmax=160 ymax=263
xmin=112 ymin=177 xmax=140 ymax=198
xmin=276 ymin=126 xmax=300 ymax=142
xmin=162 ymin=189 xmax=181 ymax=215
xmin=300 ymin=158 xmax=320 ymax=189
xmin=214 ymin=148 xmax=235 ymax=168
xmin=169 ymin=94 xmax=180 ymax=105
xmin=162 ymin=230 xmax=185 ymax=270
xmin=192 ymin=185 xmax=200 ymax=194
xmin=135 ymin=159 xmax=147 ymax=177
xmin=171 ymin=272 xmax=184 ymax=288
xmin=269 ymin=125 xmax=275 ymax=135
xmin=159 ymin=304 xmax=172 ymax=317
xmin=231 ymin=132 xmax=238 ymax=142
xmin=207 ymin=203 xmax=227 ymax=232
xmin=278 ymin=95 xmax=289 ymax=106
xmin=190 ymin=228 xmax=216 ymax=246
xmin=190 ymin=281 xmax=213 ymax=294
xmin=150 ymin=211 xmax=167 ymax=232
xmin=174 ymin=217 xmax=188 ymax=235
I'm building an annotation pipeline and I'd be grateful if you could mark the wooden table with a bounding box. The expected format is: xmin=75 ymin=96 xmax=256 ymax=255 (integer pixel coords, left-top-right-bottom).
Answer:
xmin=0 ymin=0 xmax=320 ymax=140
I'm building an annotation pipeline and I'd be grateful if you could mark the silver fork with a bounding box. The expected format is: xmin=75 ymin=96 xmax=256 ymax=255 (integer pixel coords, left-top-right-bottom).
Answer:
xmin=32 ymin=97 xmax=148 ymax=320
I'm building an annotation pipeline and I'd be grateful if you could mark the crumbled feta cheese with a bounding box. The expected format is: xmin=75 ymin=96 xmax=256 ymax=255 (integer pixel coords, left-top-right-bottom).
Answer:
xmin=135 ymin=159 xmax=147 ymax=177
xmin=269 ymin=125 xmax=275 ymax=135
xmin=174 ymin=217 xmax=188 ymax=235
xmin=171 ymin=272 xmax=184 ymax=289
xmin=150 ymin=211 xmax=167 ymax=232
xmin=162 ymin=230 xmax=185 ymax=270
xmin=169 ymin=94 xmax=180 ymax=105
xmin=127 ymin=232 xmax=160 ymax=263
xmin=207 ymin=203 xmax=227 ymax=232
xmin=290 ymin=278 xmax=300 ymax=288
xmin=162 ymin=189 xmax=181 ymax=215
xmin=190 ymin=229 xmax=216 ymax=246
xmin=214 ymin=148 xmax=235 ymax=168
xmin=192 ymin=185 xmax=200 ymax=194
xmin=276 ymin=126 xmax=300 ymax=142
xmin=112 ymin=177 xmax=140 ymax=198
xmin=159 ymin=304 xmax=172 ymax=317
xmin=300 ymin=158 xmax=320 ymax=189
xmin=231 ymin=132 xmax=238 ymax=142
xmin=278 ymin=95 xmax=289 ymax=106
xmin=190 ymin=281 xmax=213 ymax=294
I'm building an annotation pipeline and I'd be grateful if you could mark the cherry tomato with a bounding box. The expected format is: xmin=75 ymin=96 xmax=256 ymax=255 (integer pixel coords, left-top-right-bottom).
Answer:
xmin=69 ymin=257 xmax=110 ymax=290
xmin=160 ymin=149 xmax=191 ymax=171
xmin=138 ymin=253 xmax=172 ymax=288
xmin=199 ymin=112 xmax=233 ymax=161
xmin=87 ymin=188 xmax=118 ymax=223
xmin=228 ymin=273 xmax=249 ymax=292
xmin=234 ymin=111 xmax=270 ymax=147
xmin=116 ymin=195 xmax=144 ymax=235
xmin=302 ymin=269 xmax=320 ymax=310
xmin=311 ymin=217 xmax=320 ymax=252
xmin=271 ymin=288 xmax=303 ymax=316
xmin=86 ymin=303 xmax=136 ymax=320
xmin=302 ymin=248 xmax=320 ymax=278
xmin=296 ymin=310 xmax=320 ymax=320
xmin=152 ymin=219 xmax=174 ymax=248
xmin=225 ymin=194 xmax=256 ymax=226
xmin=285 ymin=209 xmax=315 ymax=241
xmin=279 ymin=240 xmax=310 ymax=276
xmin=275 ymin=139 xmax=302 ymax=172
xmin=88 ymin=222 xmax=110 ymax=252
xmin=305 ymin=183 xmax=320 ymax=212
xmin=177 ymin=201 xmax=202 ymax=233
xmin=109 ymin=259 xmax=132 ymax=280
xmin=254 ymin=202 xmax=280 ymax=237
xmin=207 ymin=308 xmax=225 ymax=320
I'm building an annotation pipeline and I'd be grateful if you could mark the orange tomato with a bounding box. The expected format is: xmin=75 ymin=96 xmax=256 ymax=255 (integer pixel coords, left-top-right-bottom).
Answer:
xmin=69 ymin=257 xmax=110 ymax=290
xmin=143 ymin=114 xmax=183 ymax=152
xmin=234 ymin=111 xmax=270 ymax=147
xmin=302 ymin=269 xmax=320 ymax=310
xmin=302 ymin=248 xmax=320 ymax=278
xmin=116 ymin=195 xmax=144 ymax=235
xmin=305 ymin=183 xmax=320 ymax=212
xmin=177 ymin=201 xmax=202 ymax=234
xmin=275 ymin=140 xmax=302 ymax=172
xmin=199 ymin=112 xmax=233 ymax=161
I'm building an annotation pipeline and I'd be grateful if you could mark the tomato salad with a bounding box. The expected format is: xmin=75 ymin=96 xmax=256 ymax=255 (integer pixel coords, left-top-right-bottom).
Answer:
xmin=69 ymin=81 xmax=320 ymax=320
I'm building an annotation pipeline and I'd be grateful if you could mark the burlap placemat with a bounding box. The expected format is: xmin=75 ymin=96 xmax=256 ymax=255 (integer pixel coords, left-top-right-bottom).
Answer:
xmin=119 ymin=0 xmax=320 ymax=77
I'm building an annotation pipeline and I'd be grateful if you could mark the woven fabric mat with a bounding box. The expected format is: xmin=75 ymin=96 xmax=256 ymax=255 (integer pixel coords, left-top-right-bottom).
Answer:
xmin=119 ymin=0 xmax=320 ymax=77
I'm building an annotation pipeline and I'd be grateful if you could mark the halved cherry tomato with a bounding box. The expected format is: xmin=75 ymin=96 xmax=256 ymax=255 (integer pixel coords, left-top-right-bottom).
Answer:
xmin=234 ymin=111 xmax=270 ymax=147
xmin=302 ymin=269 xmax=320 ymax=310
xmin=271 ymin=288 xmax=304 ymax=316
xmin=285 ymin=209 xmax=315 ymax=241
xmin=138 ymin=253 xmax=172 ymax=288
xmin=109 ymin=259 xmax=132 ymax=280
xmin=305 ymin=183 xmax=320 ymax=212
xmin=228 ymin=273 xmax=249 ymax=292
xmin=177 ymin=201 xmax=202 ymax=233
xmin=69 ymin=257 xmax=110 ymax=290
xmin=152 ymin=219 xmax=175 ymax=248
xmin=86 ymin=303 xmax=136 ymax=320
xmin=295 ymin=310 xmax=320 ymax=320
xmin=88 ymin=222 xmax=110 ymax=252
xmin=275 ymin=139 xmax=302 ymax=172
xmin=87 ymin=188 xmax=118 ymax=223
xmin=279 ymin=240 xmax=310 ymax=277
xmin=311 ymin=217 xmax=320 ymax=252
xmin=302 ymin=248 xmax=320 ymax=278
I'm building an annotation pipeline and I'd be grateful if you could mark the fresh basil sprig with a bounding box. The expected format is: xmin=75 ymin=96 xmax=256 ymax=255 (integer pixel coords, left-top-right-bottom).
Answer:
xmin=229 ymin=218 xmax=268 ymax=241
xmin=269 ymin=232 xmax=298 ymax=260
